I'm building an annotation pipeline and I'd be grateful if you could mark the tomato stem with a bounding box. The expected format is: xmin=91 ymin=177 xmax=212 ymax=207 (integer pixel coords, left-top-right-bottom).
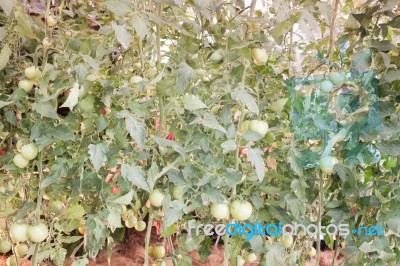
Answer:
xmin=223 ymin=227 xmax=229 ymax=266
xmin=144 ymin=207 xmax=154 ymax=266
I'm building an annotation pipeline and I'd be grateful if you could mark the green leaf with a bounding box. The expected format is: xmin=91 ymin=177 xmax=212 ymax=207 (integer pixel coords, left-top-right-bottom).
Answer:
xmin=162 ymin=200 xmax=186 ymax=230
xmin=117 ymin=110 xmax=146 ymax=149
xmin=201 ymin=112 xmax=227 ymax=133
xmin=247 ymin=147 xmax=265 ymax=182
xmin=221 ymin=140 xmax=237 ymax=151
xmin=32 ymin=101 xmax=59 ymax=119
xmin=81 ymin=55 xmax=100 ymax=73
xmin=65 ymin=205 xmax=86 ymax=220
xmin=60 ymin=83 xmax=82 ymax=111
xmin=121 ymin=164 xmax=150 ymax=192
xmin=177 ymin=62 xmax=195 ymax=94
xmin=0 ymin=0 xmax=14 ymax=16
xmin=183 ymin=94 xmax=207 ymax=111
xmin=105 ymin=0 xmax=131 ymax=16
xmin=14 ymin=6 xmax=36 ymax=39
xmin=71 ymin=257 xmax=89 ymax=266
xmin=15 ymin=202 xmax=36 ymax=221
xmin=131 ymin=13 xmax=149 ymax=39
xmin=231 ymin=88 xmax=259 ymax=114
xmin=153 ymin=136 xmax=185 ymax=158
xmin=376 ymin=141 xmax=400 ymax=156
xmin=0 ymin=44 xmax=11 ymax=71
xmin=112 ymin=23 xmax=132 ymax=50
xmin=265 ymin=243 xmax=285 ymax=266
xmin=269 ymin=98 xmax=287 ymax=113
xmin=88 ymin=143 xmax=108 ymax=172
xmin=108 ymin=190 xmax=133 ymax=205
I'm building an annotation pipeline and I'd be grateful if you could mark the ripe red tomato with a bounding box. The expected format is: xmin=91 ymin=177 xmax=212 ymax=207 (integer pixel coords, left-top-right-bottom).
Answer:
xmin=111 ymin=186 xmax=120 ymax=194
xmin=166 ymin=132 xmax=175 ymax=140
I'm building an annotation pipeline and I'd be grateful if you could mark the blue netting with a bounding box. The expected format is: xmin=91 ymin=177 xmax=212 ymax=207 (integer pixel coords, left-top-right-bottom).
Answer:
xmin=286 ymin=69 xmax=382 ymax=169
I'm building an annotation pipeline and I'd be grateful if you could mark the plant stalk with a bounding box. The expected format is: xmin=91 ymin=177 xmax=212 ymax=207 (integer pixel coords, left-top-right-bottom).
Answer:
xmin=144 ymin=207 xmax=154 ymax=266
xmin=328 ymin=0 xmax=340 ymax=66
xmin=315 ymin=172 xmax=324 ymax=266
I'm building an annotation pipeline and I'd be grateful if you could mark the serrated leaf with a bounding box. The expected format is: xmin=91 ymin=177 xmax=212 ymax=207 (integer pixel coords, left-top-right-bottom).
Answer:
xmin=154 ymin=136 xmax=185 ymax=158
xmin=112 ymin=23 xmax=132 ymax=49
xmin=376 ymin=141 xmax=400 ymax=156
xmin=60 ymin=83 xmax=82 ymax=111
xmin=33 ymin=101 xmax=59 ymax=119
xmin=269 ymin=98 xmax=287 ymax=113
xmin=0 ymin=0 xmax=14 ymax=16
xmin=265 ymin=244 xmax=285 ymax=266
xmin=231 ymin=88 xmax=259 ymax=114
xmin=247 ymin=148 xmax=265 ymax=182
xmin=177 ymin=62 xmax=195 ymax=94
xmin=65 ymin=205 xmax=86 ymax=220
xmin=88 ymin=143 xmax=108 ymax=171
xmin=221 ymin=140 xmax=237 ymax=151
xmin=82 ymin=55 xmax=100 ymax=73
xmin=202 ymin=112 xmax=227 ymax=133
xmin=107 ymin=208 xmax=123 ymax=229
xmin=0 ymin=44 xmax=11 ymax=71
xmin=162 ymin=200 xmax=186 ymax=230
xmin=121 ymin=164 xmax=150 ymax=192
xmin=117 ymin=110 xmax=146 ymax=149
xmin=14 ymin=6 xmax=35 ymax=38
xmin=71 ymin=258 xmax=89 ymax=266
xmin=105 ymin=0 xmax=131 ymax=16
xmin=108 ymin=190 xmax=133 ymax=205
xmin=183 ymin=94 xmax=207 ymax=111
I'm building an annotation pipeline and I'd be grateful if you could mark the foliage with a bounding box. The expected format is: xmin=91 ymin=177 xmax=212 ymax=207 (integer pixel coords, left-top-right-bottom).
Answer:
xmin=0 ymin=0 xmax=399 ymax=265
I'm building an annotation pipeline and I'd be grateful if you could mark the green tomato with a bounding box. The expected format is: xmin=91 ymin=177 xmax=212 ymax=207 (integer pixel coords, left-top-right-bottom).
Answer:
xmin=149 ymin=189 xmax=165 ymax=207
xmin=47 ymin=15 xmax=58 ymax=27
xmin=249 ymin=120 xmax=269 ymax=137
xmin=314 ymin=74 xmax=325 ymax=82
xmin=145 ymin=67 xmax=157 ymax=79
xmin=282 ymin=234 xmax=293 ymax=248
xmin=251 ymin=48 xmax=268 ymax=65
xmin=27 ymin=223 xmax=48 ymax=243
xmin=172 ymin=185 xmax=184 ymax=200
xmin=135 ymin=221 xmax=146 ymax=232
xmin=20 ymin=143 xmax=38 ymax=160
xmin=42 ymin=37 xmax=53 ymax=48
xmin=24 ymin=66 xmax=41 ymax=80
xmin=13 ymin=154 xmax=29 ymax=169
xmin=209 ymin=50 xmax=223 ymax=62
xmin=0 ymin=239 xmax=12 ymax=253
xmin=152 ymin=245 xmax=166 ymax=259
xmin=125 ymin=215 xmax=138 ymax=228
xmin=237 ymin=255 xmax=245 ymax=266
xmin=210 ymin=203 xmax=229 ymax=220
xmin=18 ymin=80 xmax=34 ymax=92
xmin=230 ymin=200 xmax=253 ymax=221
xmin=15 ymin=243 xmax=29 ymax=257
xmin=319 ymin=156 xmax=339 ymax=174
xmin=10 ymin=223 xmax=29 ymax=243
xmin=320 ymin=80 xmax=334 ymax=93
xmin=6 ymin=255 xmax=17 ymax=266
xmin=307 ymin=247 xmax=316 ymax=257
xmin=246 ymin=253 xmax=257 ymax=262
xmin=329 ymin=72 xmax=346 ymax=85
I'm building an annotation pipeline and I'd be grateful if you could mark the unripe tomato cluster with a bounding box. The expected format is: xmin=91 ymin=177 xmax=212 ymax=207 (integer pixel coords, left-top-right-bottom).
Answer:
xmin=13 ymin=143 xmax=38 ymax=169
xmin=0 ymin=220 xmax=48 ymax=258
xmin=121 ymin=209 xmax=146 ymax=232
xmin=317 ymin=72 xmax=347 ymax=93
xmin=210 ymin=200 xmax=253 ymax=221
xmin=18 ymin=66 xmax=41 ymax=92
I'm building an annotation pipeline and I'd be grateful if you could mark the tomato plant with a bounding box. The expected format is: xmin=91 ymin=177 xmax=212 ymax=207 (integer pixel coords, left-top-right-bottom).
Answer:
xmin=0 ymin=0 xmax=399 ymax=265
